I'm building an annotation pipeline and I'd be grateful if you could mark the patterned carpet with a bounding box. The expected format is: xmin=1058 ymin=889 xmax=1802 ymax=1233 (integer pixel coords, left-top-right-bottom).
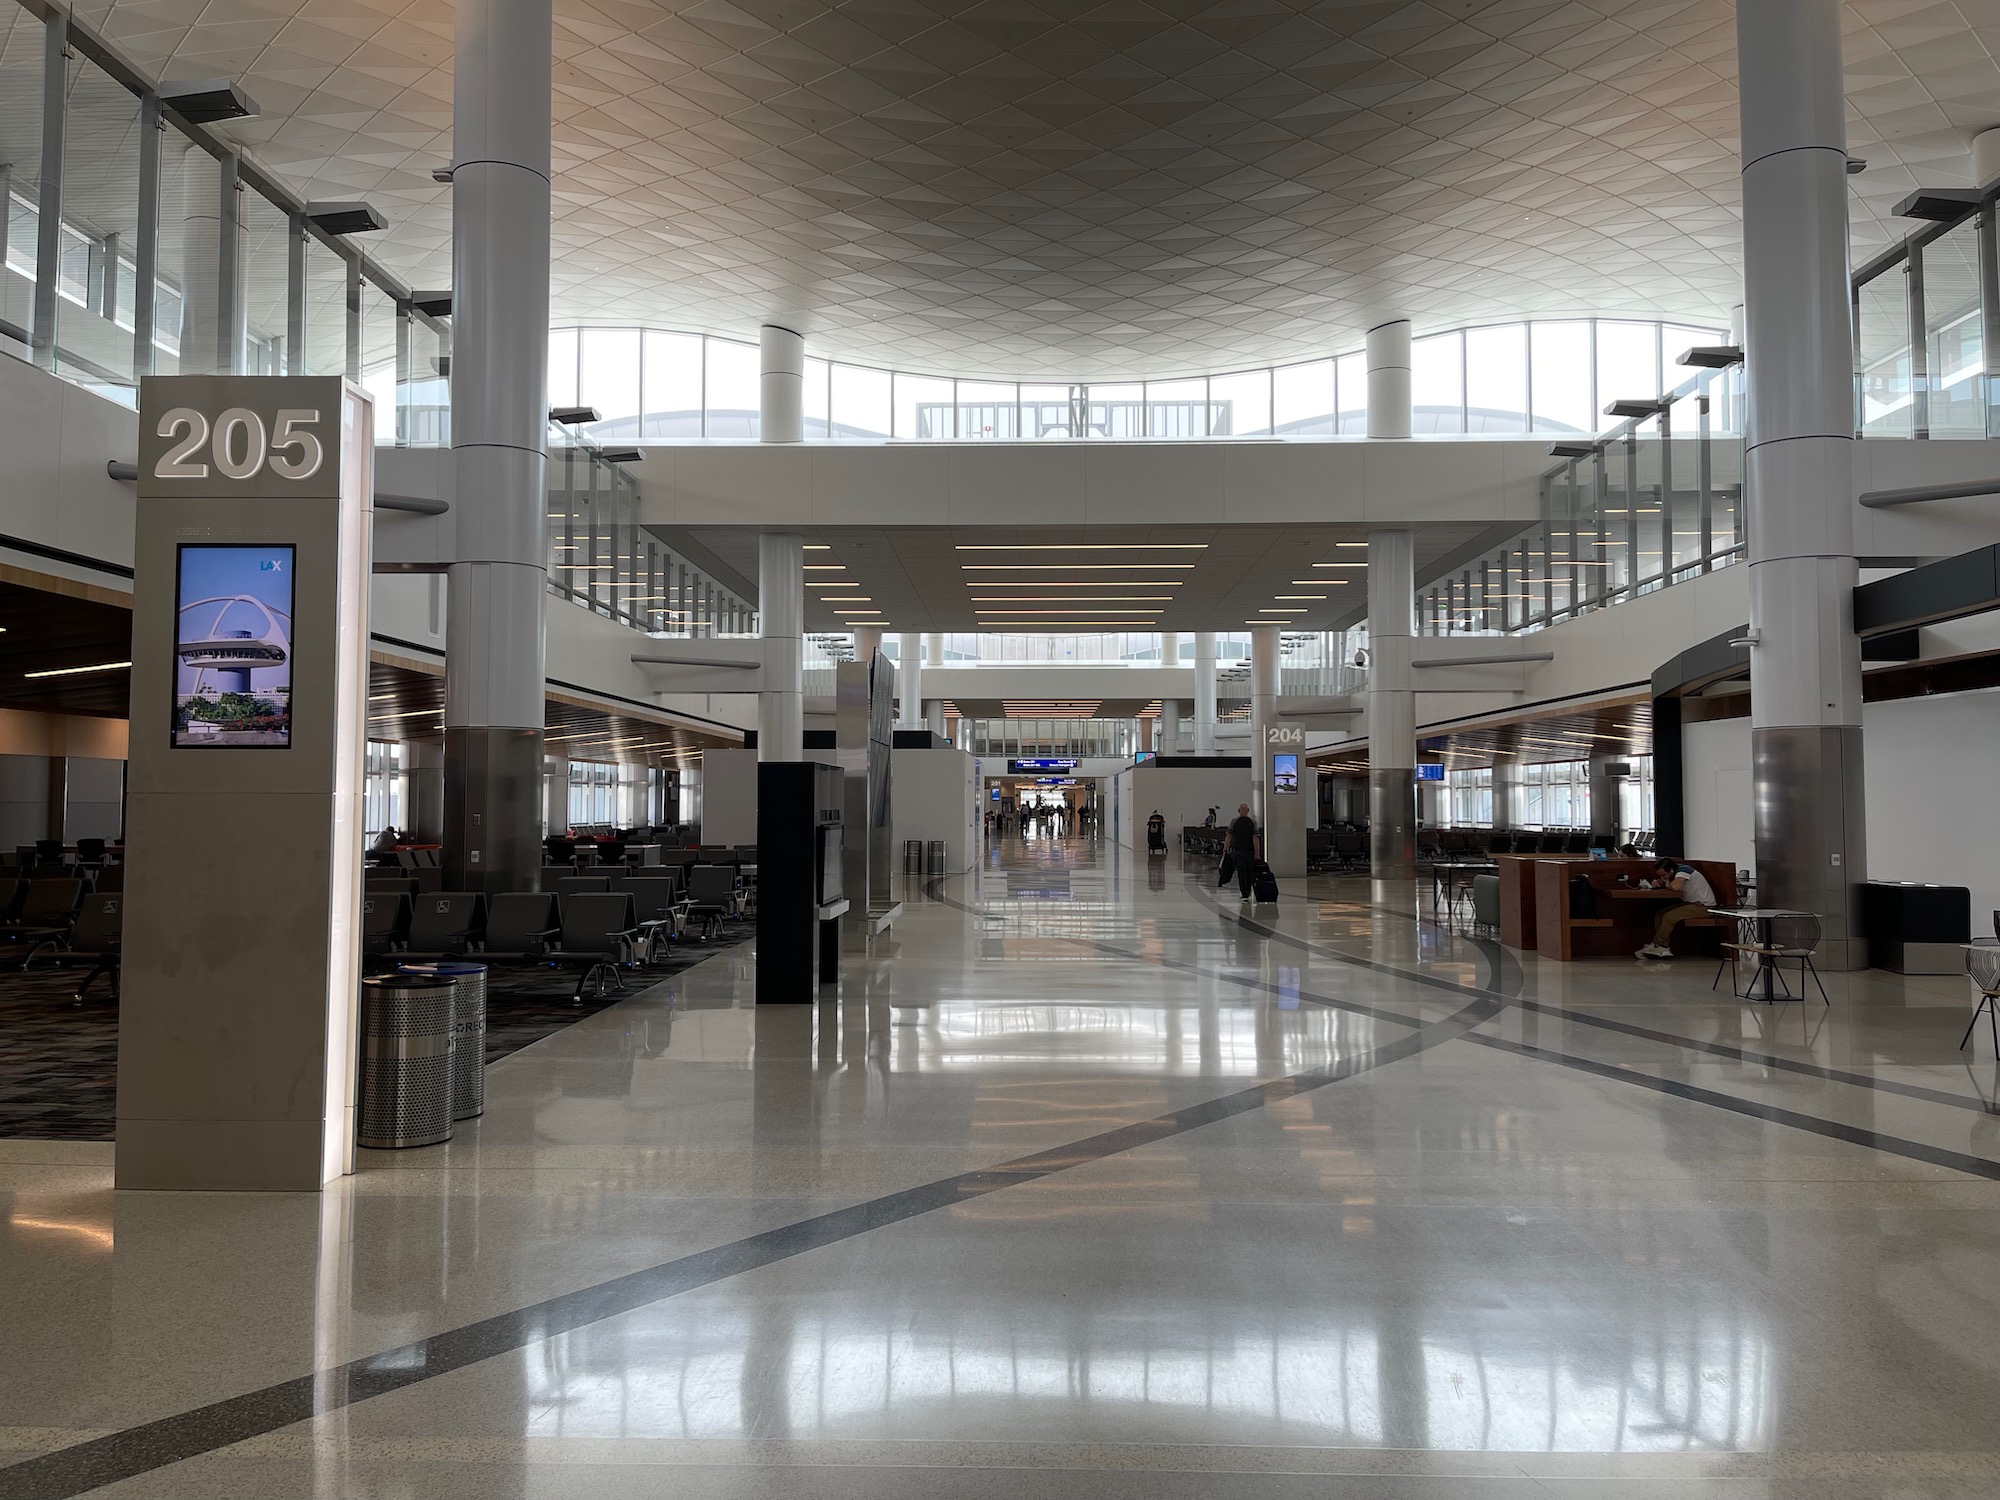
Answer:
xmin=0 ymin=919 xmax=754 ymax=1141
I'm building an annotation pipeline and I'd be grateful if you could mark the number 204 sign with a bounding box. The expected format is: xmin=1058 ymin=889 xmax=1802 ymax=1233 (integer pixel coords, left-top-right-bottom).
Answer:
xmin=137 ymin=376 xmax=348 ymax=501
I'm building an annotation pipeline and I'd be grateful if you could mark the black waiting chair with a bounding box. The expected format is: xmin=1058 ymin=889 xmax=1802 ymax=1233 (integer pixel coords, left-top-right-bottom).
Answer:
xmin=403 ymin=891 xmax=488 ymax=959
xmin=557 ymin=874 xmax=612 ymax=899
xmin=69 ymin=892 xmax=123 ymax=1003
xmin=361 ymin=892 xmax=412 ymax=964
xmin=628 ymin=873 xmax=687 ymax=957
xmin=540 ymin=864 xmax=578 ymax=890
xmin=75 ymin=837 xmax=108 ymax=866
xmin=683 ymin=864 xmax=740 ymax=941
xmin=35 ymin=839 xmax=68 ymax=866
xmin=554 ymin=892 xmax=640 ymax=1002
xmin=3 ymin=878 xmax=84 ymax=966
xmin=481 ymin=892 xmax=560 ymax=962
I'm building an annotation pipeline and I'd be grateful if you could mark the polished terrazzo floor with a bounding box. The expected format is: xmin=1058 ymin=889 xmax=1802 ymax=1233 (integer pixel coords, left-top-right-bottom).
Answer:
xmin=3 ymin=836 xmax=1999 ymax=1498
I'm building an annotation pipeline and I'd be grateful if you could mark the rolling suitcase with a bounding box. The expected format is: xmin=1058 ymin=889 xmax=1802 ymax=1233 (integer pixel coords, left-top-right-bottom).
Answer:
xmin=1252 ymin=862 xmax=1279 ymax=903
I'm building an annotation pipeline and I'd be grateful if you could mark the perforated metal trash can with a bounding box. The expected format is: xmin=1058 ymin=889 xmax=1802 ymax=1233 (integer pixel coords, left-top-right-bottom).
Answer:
xmin=400 ymin=961 xmax=488 ymax=1121
xmin=904 ymin=839 xmax=924 ymax=876
xmin=357 ymin=973 xmax=455 ymax=1149
xmin=925 ymin=840 xmax=947 ymax=876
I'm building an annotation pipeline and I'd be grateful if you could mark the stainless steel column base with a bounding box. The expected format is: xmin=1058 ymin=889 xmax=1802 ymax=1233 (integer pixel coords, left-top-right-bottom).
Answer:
xmin=1753 ymin=724 xmax=1867 ymax=971
xmin=444 ymin=726 xmax=546 ymax=893
xmin=1369 ymin=767 xmax=1416 ymax=880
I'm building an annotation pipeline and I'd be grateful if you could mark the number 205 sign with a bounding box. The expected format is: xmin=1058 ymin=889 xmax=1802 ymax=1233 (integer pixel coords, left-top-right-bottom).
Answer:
xmin=137 ymin=376 xmax=350 ymax=501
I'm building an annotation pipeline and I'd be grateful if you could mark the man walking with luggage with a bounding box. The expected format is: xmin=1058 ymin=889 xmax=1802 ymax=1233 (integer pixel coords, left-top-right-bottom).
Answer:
xmin=1227 ymin=802 xmax=1261 ymax=901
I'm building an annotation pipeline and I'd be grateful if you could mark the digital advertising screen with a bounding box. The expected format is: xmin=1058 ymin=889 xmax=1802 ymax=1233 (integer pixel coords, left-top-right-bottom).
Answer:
xmin=172 ymin=544 xmax=295 ymax=749
xmin=1272 ymin=752 xmax=1298 ymax=795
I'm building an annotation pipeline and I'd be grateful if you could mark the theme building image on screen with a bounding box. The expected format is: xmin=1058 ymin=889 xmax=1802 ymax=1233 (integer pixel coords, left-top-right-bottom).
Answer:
xmin=173 ymin=545 xmax=295 ymax=748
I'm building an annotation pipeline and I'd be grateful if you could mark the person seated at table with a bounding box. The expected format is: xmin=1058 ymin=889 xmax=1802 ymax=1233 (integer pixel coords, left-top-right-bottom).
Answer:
xmin=1635 ymin=857 xmax=1717 ymax=959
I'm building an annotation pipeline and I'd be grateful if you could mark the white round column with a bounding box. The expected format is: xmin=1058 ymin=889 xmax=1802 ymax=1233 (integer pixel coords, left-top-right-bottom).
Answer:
xmin=1366 ymin=528 xmax=1416 ymax=879
xmin=445 ymin=0 xmax=551 ymax=893
xmin=1366 ymin=319 xmax=1412 ymax=440
xmin=760 ymin=324 xmax=804 ymax=443
xmin=758 ymin=532 xmax=804 ymax=761
xmin=1193 ymin=630 xmax=1217 ymax=754
xmin=897 ymin=632 xmax=922 ymax=726
xmin=1738 ymin=0 xmax=1867 ymax=968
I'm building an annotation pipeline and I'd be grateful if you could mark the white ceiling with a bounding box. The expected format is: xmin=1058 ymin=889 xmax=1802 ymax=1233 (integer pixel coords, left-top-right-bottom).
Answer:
xmin=673 ymin=520 xmax=1506 ymax=631
xmin=71 ymin=0 xmax=2000 ymax=378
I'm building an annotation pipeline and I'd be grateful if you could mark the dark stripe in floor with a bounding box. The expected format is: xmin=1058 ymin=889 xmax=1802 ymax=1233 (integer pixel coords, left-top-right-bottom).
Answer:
xmin=1173 ymin=874 xmax=2000 ymax=1178
xmin=0 ymin=994 xmax=1495 ymax=1500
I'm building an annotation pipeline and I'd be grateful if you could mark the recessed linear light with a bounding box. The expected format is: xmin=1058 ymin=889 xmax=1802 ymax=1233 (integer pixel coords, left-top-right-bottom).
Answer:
xmin=804 ymin=565 xmax=846 ymax=570
xmin=1334 ymin=541 xmax=1369 ymax=548
xmin=1291 ymin=579 xmax=1349 ymax=585
xmin=966 ymin=584 xmax=1178 ymax=592
xmin=960 ymin=564 xmax=1196 ymax=571
xmin=953 ymin=543 xmax=1209 ymax=551
xmin=1274 ymin=595 xmax=1328 ymax=600
xmin=26 ymin=661 xmax=131 ymax=678
xmin=1313 ymin=562 xmax=1367 ymax=568
xmin=1258 ymin=608 xmax=1307 ymax=614
xmin=804 ymin=544 xmax=831 ymax=550
xmin=967 ymin=596 xmax=1175 ymax=602
xmin=976 ymin=609 xmax=1164 ymax=615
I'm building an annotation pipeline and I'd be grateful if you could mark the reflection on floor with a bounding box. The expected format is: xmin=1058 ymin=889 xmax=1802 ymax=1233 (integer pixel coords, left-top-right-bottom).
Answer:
xmin=2 ymin=836 xmax=1998 ymax=1498
xmin=0 ymin=917 xmax=756 ymax=1141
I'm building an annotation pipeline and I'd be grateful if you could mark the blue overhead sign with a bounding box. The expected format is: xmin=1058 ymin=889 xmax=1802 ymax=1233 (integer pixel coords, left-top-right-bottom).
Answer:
xmin=1009 ymin=757 xmax=1078 ymax=772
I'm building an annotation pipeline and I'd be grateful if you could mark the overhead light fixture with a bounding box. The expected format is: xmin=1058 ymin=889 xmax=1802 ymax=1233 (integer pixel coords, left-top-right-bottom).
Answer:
xmin=159 ymin=78 xmax=259 ymax=123
xmin=953 ymin=543 xmax=1208 ymax=551
xmin=968 ymin=581 xmax=1185 ymax=589
xmin=960 ymin=564 xmax=1195 ymax=571
xmin=1313 ymin=562 xmax=1366 ymax=569
xmin=804 ymin=564 xmax=846 ymax=570
xmin=599 ymin=448 xmax=643 ymax=464
xmin=968 ymin=596 xmax=1174 ymax=602
xmin=1603 ymin=398 xmax=1666 ymax=419
xmin=306 ymin=201 xmax=387 ymax=235
xmin=1548 ymin=442 xmax=1598 ymax=458
xmin=1291 ymin=579 xmax=1348 ymax=585
xmin=1894 ymin=187 xmax=1980 ymax=222
xmin=1274 ymin=594 xmax=1327 ymax=600
xmin=1678 ymin=345 xmax=1742 ymax=369
xmin=1259 ymin=608 xmax=1307 ymax=613
xmin=550 ymin=405 xmax=599 ymax=425
xmin=26 ymin=661 xmax=131 ymax=678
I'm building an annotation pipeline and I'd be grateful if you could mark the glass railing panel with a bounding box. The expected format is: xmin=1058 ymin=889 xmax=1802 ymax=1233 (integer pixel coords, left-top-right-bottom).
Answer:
xmin=1923 ymin=217 xmax=1984 ymax=439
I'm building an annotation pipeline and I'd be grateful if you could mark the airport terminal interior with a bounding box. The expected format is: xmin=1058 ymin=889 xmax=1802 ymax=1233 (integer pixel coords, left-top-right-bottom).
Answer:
xmin=7 ymin=0 xmax=2000 ymax=1495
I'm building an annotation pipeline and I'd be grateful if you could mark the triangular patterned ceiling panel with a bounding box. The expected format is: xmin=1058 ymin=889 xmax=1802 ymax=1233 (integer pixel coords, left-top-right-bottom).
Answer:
xmin=67 ymin=0 xmax=2000 ymax=376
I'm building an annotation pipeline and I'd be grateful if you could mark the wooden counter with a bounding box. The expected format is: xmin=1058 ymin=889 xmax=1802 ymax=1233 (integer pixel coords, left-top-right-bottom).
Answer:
xmin=1531 ymin=858 xmax=1737 ymax=961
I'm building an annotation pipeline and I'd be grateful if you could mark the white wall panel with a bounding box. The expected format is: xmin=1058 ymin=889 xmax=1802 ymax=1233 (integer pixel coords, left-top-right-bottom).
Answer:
xmin=1682 ymin=716 xmax=1754 ymax=875
xmin=1863 ymin=688 xmax=2000 ymax=928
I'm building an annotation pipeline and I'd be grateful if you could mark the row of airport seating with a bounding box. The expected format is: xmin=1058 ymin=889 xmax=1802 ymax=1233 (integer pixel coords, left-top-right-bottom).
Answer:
xmin=1419 ymin=829 xmax=1621 ymax=860
xmin=363 ymin=862 xmax=754 ymax=1002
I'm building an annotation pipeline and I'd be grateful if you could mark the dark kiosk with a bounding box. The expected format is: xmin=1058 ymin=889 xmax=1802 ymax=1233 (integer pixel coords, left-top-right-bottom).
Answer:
xmin=756 ymin=760 xmax=849 ymax=1002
